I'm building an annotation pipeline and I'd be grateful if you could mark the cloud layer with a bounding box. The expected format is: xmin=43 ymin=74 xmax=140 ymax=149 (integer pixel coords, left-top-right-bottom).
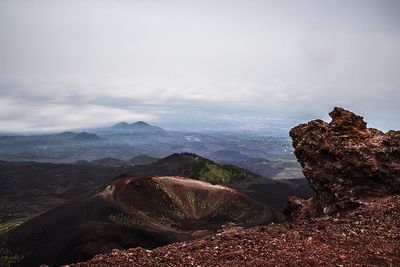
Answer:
xmin=0 ymin=0 xmax=399 ymax=132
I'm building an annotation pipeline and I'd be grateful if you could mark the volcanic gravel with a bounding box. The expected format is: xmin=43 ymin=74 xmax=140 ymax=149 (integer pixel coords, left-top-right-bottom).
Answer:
xmin=70 ymin=195 xmax=400 ymax=267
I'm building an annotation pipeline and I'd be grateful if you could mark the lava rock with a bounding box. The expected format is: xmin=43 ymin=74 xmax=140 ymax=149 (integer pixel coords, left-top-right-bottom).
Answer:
xmin=288 ymin=107 xmax=400 ymax=217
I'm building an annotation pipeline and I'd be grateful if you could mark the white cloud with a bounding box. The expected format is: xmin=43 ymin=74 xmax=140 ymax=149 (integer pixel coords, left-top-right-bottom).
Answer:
xmin=0 ymin=97 xmax=156 ymax=133
xmin=0 ymin=0 xmax=399 ymax=132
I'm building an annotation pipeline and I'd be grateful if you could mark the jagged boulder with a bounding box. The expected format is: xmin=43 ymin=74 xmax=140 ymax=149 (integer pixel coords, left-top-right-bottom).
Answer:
xmin=286 ymin=107 xmax=400 ymax=218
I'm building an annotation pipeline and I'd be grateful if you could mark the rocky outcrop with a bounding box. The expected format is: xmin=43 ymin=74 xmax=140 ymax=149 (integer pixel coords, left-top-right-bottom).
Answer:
xmin=286 ymin=107 xmax=400 ymax=218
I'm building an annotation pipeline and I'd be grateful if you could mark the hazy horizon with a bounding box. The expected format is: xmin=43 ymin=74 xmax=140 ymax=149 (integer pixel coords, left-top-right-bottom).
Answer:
xmin=1 ymin=0 xmax=399 ymax=133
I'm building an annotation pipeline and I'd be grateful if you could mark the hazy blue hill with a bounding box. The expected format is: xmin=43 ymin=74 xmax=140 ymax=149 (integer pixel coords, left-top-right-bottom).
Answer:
xmin=110 ymin=121 xmax=163 ymax=132
xmin=0 ymin=132 xmax=101 ymax=143
xmin=133 ymin=121 xmax=152 ymax=126
xmin=0 ymin=125 xmax=297 ymax=180
xmin=56 ymin=132 xmax=76 ymax=138
xmin=0 ymin=135 xmax=22 ymax=141
xmin=72 ymin=132 xmax=102 ymax=141
xmin=111 ymin=122 xmax=131 ymax=129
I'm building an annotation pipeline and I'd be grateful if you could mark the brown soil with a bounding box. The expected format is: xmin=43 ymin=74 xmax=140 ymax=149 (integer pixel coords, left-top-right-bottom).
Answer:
xmin=71 ymin=195 xmax=400 ymax=267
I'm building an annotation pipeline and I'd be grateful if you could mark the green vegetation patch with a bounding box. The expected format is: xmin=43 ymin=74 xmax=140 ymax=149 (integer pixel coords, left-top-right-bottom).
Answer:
xmin=201 ymin=164 xmax=232 ymax=184
xmin=179 ymin=153 xmax=262 ymax=184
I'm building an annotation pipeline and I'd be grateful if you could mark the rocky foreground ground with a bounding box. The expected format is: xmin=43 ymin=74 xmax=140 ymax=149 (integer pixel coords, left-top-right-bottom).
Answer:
xmin=70 ymin=195 xmax=399 ymax=267
xmin=69 ymin=108 xmax=400 ymax=267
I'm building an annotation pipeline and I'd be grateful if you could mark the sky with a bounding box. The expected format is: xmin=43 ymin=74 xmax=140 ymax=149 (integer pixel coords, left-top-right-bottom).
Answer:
xmin=0 ymin=0 xmax=399 ymax=133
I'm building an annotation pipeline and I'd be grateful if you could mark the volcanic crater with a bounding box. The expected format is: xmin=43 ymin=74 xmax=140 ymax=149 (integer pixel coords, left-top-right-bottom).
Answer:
xmin=4 ymin=176 xmax=282 ymax=267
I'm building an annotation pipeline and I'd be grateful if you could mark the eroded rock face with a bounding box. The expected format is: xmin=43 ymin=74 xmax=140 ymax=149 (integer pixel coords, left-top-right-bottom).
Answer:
xmin=287 ymin=107 xmax=400 ymax=218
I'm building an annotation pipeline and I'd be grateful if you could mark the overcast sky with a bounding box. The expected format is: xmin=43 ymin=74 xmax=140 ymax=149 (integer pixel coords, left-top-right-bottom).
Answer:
xmin=0 ymin=0 xmax=399 ymax=133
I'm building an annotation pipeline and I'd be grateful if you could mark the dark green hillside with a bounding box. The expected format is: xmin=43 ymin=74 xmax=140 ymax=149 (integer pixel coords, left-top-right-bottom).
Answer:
xmin=176 ymin=153 xmax=262 ymax=184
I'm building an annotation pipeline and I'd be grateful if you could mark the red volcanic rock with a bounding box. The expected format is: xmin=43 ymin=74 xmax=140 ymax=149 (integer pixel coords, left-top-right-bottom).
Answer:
xmin=70 ymin=195 xmax=400 ymax=267
xmin=287 ymin=107 xmax=400 ymax=218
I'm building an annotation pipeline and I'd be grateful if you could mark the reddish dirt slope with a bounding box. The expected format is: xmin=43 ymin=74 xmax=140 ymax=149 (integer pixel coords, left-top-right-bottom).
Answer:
xmin=71 ymin=195 xmax=400 ymax=267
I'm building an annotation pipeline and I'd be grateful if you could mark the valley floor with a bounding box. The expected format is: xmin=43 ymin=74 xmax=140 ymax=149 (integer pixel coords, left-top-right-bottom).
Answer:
xmin=71 ymin=195 xmax=400 ymax=267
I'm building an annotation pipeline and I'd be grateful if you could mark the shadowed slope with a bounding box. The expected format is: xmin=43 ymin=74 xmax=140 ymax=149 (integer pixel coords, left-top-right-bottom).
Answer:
xmin=4 ymin=176 xmax=282 ymax=267
xmin=72 ymin=195 xmax=400 ymax=267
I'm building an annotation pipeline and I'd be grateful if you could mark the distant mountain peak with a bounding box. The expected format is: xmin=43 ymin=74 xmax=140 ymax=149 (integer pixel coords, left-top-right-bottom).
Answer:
xmin=116 ymin=122 xmax=130 ymax=125
xmin=110 ymin=121 xmax=162 ymax=131
xmin=133 ymin=121 xmax=149 ymax=126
